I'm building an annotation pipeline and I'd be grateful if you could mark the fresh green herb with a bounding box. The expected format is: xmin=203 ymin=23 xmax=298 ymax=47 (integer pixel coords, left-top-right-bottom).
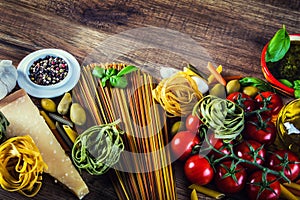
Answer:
xmin=265 ymin=25 xmax=290 ymax=62
xmin=279 ymin=79 xmax=293 ymax=88
xmin=239 ymin=77 xmax=274 ymax=92
xmin=92 ymin=65 xmax=138 ymax=88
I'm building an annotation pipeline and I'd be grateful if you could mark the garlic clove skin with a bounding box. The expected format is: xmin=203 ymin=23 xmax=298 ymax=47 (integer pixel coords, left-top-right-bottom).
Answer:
xmin=0 ymin=60 xmax=18 ymax=100
xmin=191 ymin=75 xmax=209 ymax=94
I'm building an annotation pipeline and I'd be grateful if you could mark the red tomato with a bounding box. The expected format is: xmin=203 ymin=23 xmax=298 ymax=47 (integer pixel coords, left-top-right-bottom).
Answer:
xmin=255 ymin=91 xmax=283 ymax=115
xmin=243 ymin=118 xmax=276 ymax=145
xmin=234 ymin=140 xmax=266 ymax=171
xmin=227 ymin=92 xmax=256 ymax=112
xmin=170 ymin=131 xmax=200 ymax=161
xmin=267 ymin=150 xmax=300 ymax=182
xmin=246 ymin=171 xmax=281 ymax=200
xmin=214 ymin=161 xmax=247 ymax=194
xmin=185 ymin=114 xmax=201 ymax=133
xmin=184 ymin=154 xmax=214 ymax=185
xmin=201 ymin=133 xmax=232 ymax=159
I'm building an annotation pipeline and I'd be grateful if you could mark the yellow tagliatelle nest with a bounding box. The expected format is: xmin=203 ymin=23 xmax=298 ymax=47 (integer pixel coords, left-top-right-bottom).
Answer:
xmin=0 ymin=135 xmax=48 ymax=197
xmin=152 ymin=71 xmax=203 ymax=117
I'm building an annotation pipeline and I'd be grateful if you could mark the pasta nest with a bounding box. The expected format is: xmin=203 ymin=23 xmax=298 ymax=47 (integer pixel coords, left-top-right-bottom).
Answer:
xmin=152 ymin=71 xmax=203 ymax=117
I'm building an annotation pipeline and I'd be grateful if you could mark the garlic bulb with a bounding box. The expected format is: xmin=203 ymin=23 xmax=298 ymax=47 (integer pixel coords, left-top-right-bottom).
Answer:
xmin=0 ymin=60 xmax=18 ymax=100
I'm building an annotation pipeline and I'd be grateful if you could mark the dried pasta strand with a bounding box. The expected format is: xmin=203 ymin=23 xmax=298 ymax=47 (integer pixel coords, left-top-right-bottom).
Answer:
xmin=152 ymin=71 xmax=203 ymax=117
xmin=0 ymin=135 xmax=47 ymax=197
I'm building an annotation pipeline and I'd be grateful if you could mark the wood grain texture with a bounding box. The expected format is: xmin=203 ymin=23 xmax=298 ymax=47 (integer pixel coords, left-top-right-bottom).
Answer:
xmin=0 ymin=0 xmax=299 ymax=199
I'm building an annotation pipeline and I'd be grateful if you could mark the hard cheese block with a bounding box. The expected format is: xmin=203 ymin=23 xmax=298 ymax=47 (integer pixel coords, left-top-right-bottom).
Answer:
xmin=0 ymin=89 xmax=89 ymax=199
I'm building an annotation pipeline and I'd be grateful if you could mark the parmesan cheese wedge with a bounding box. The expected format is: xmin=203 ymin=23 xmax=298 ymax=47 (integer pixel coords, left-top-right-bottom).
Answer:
xmin=0 ymin=89 xmax=89 ymax=199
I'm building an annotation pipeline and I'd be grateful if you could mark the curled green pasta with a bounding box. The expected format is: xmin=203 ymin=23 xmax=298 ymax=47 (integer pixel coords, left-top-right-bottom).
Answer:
xmin=193 ymin=95 xmax=244 ymax=140
xmin=71 ymin=119 xmax=124 ymax=175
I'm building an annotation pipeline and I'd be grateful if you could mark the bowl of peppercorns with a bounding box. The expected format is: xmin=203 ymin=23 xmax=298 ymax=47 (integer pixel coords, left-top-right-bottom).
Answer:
xmin=17 ymin=49 xmax=81 ymax=98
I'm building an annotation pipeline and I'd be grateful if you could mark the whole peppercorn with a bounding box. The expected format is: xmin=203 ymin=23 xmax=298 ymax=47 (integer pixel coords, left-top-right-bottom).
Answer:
xmin=29 ymin=56 xmax=69 ymax=86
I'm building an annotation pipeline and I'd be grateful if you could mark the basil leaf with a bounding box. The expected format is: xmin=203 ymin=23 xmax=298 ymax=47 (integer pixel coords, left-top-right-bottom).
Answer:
xmin=265 ymin=25 xmax=290 ymax=62
xmin=106 ymin=68 xmax=118 ymax=77
xmin=117 ymin=65 xmax=138 ymax=77
xmin=279 ymin=79 xmax=293 ymax=88
xmin=92 ymin=66 xmax=105 ymax=78
xmin=295 ymin=89 xmax=300 ymax=98
xmin=293 ymin=80 xmax=300 ymax=90
xmin=101 ymin=76 xmax=109 ymax=87
xmin=110 ymin=76 xmax=128 ymax=88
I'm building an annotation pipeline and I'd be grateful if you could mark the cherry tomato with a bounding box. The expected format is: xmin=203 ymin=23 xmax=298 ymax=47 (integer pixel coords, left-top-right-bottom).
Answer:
xmin=243 ymin=118 xmax=276 ymax=145
xmin=255 ymin=91 xmax=283 ymax=115
xmin=246 ymin=170 xmax=280 ymax=200
xmin=227 ymin=92 xmax=256 ymax=112
xmin=184 ymin=154 xmax=214 ymax=185
xmin=201 ymin=133 xmax=232 ymax=159
xmin=267 ymin=149 xmax=300 ymax=182
xmin=185 ymin=114 xmax=201 ymax=133
xmin=214 ymin=161 xmax=247 ymax=194
xmin=170 ymin=130 xmax=200 ymax=161
xmin=234 ymin=140 xmax=266 ymax=171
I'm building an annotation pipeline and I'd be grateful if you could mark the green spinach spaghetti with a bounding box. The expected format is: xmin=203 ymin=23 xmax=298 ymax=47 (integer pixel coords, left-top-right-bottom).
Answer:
xmin=71 ymin=119 xmax=124 ymax=175
xmin=193 ymin=95 xmax=244 ymax=140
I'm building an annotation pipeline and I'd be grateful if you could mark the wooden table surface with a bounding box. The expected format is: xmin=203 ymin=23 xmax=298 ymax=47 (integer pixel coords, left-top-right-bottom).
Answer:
xmin=0 ymin=0 xmax=300 ymax=199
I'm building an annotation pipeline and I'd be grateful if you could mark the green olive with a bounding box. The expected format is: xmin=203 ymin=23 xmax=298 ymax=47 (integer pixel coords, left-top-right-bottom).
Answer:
xmin=226 ymin=80 xmax=241 ymax=94
xmin=70 ymin=103 xmax=86 ymax=126
xmin=41 ymin=98 xmax=56 ymax=113
xmin=171 ymin=121 xmax=185 ymax=136
xmin=242 ymin=86 xmax=259 ymax=98
xmin=57 ymin=92 xmax=72 ymax=115
xmin=209 ymin=83 xmax=226 ymax=98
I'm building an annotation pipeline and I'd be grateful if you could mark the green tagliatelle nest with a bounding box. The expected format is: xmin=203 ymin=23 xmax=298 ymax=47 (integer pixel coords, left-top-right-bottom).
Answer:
xmin=193 ymin=95 xmax=244 ymax=140
xmin=71 ymin=120 xmax=124 ymax=175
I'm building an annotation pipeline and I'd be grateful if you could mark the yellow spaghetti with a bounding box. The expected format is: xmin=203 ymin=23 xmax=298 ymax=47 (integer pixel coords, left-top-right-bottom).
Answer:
xmin=0 ymin=135 xmax=48 ymax=197
xmin=152 ymin=71 xmax=203 ymax=117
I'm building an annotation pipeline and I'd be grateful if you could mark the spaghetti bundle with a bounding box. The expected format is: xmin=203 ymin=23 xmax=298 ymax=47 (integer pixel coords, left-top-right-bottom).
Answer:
xmin=0 ymin=135 xmax=47 ymax=197
xmin=152 ymin=71 xmax=203 ymax=117
xmin=72 ymin=63 xmax=177 ymax=200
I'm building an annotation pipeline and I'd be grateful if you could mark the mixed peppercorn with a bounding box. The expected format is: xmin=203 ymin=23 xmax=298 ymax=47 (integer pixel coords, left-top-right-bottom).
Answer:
xmin=29 ymin=55 xmax=69 ymax=86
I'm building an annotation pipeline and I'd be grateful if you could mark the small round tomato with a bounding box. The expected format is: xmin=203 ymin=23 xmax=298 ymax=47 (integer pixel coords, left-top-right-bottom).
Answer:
xmin=201 ymin=133 xmax=232 ymax=159
xmin=267 ymin=150 xmax=300 ymax=182
xmin=227 ymin=92 xmax=256 ymax=112
xmin=185 ymin=114 xmax=201 ymax=133
xmin=255 ymin=91 xmax=283 ymax=115
xmin=184 ymin=154 xmax=214 ymax=185
xmin=214 ymin=161 xmax=247 ymax=194
xmin=234 ymin=140 xmax=266 ymax=171
xmin=170 ymin=130 xmax=200 ymax=161
xmin=246 ymin=171 xmax=280 ymax=200
xmin=243 ymin=118 xmax=276 ymax=145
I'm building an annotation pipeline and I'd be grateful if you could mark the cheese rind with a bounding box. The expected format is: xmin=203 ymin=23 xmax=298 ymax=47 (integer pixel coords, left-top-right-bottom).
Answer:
xmin=0 ymin=89 xmax=89 ymax=199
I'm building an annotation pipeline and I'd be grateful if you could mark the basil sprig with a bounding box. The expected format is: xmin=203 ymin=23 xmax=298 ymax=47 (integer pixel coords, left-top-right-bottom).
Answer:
xmin=92 ymin=65 xmax=138 ymax=88
xmin=265 ymin=25 xmax=290 ymax=62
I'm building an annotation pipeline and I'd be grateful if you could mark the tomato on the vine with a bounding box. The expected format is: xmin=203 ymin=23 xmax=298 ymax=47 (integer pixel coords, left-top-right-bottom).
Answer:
xmin=201 ymin=133 xmax=232 ymax=159
xmin=184 ymin=154 xmax=214 ymax=185
xmin=234 ymin=140 xmax=266 ymax=171
xmin=243 ymin=117 xmax=276 ymax=145
xmin=214 ymin=161 xmax=247 ymax=194
xmin=255 ymin=91 xmax=283 ymax=115
xmin=246 ymin=171 xmax=281 ymax=200
xmin=267 ymin=149 xmax=300 ymax=182
xmin=170 ymin=130 xmax=200 ymax=161
xmin=185 ymin=114 xmax=201 ymax=133
xmin=227 ymin=92 xmax=256 ymax=112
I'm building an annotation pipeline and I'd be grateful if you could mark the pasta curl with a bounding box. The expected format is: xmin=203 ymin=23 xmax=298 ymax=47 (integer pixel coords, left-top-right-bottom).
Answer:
xmin=0 ymin=135 xmax=48 ymax=197
xmin=152 ymin=71 xmax=203 ymax=117
xmin=72 ymin=119 xmax=124 ymax=175
xmin=193 ymin=95 xmax=244 ymax=140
